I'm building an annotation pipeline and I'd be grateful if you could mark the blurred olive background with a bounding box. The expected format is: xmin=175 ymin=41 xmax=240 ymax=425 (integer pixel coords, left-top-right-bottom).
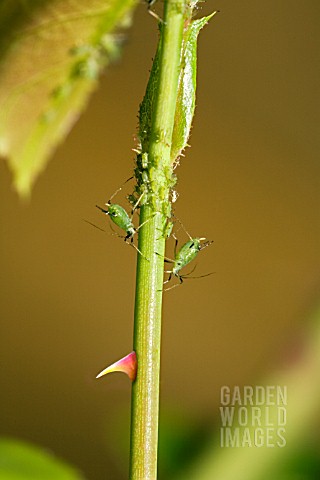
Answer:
xmin=1 ymin=1 xmax=320 ymax=478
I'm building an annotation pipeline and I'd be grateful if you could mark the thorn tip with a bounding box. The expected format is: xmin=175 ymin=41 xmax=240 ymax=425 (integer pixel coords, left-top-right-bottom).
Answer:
xmin=96 ymin=351 xmax=137 ymax=382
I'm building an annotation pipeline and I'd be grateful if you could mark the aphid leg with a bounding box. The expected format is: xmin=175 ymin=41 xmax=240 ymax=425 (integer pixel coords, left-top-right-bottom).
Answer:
xmin=155 ymin=252 xmax=174 ymax=263
xmin=107 ymin=221 xmax=123 ymax=237
xmin=107 ymin=176 xmax=134 ymax=204
xmin=123 ymin=235 xmax=144 ymax=259
xmin=156 ymin=219 xmax=173 ymax=240
xmin=172 ymin=215 xmax=193 ymax=241
xmin=123 ymin=235 xmax=150 ymax=261
xmin=164 ymin=276 xmax=184 ymax=292
xmin=131 ymin=192 xmax=145 ymax=216
xmin=87 ymin=217 xmax=147 ymax=259
xmin=163 ymin=272 xmax=173 ymax=285
xmin=135 ymin=212 xmax=158 ymax=232
xmin=173 ymin=233 xmax=178 ymax=257
xmin=147 ymin=0 xmax=163 ymax=23
xmin=127 ymin=240 xmax=147 ymax=260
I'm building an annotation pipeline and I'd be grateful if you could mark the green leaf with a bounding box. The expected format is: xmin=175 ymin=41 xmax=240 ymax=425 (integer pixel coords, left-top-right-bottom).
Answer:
xmin=170 ymin=12 xmax=216 ymax=163
xmin=0 ymin=437 xmax=83 ymax=480
xmin=0 ymin=0 xmax=138 ymax=197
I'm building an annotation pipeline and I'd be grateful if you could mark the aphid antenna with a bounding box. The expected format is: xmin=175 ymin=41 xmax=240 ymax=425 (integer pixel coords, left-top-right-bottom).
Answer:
xmin=106 ymin=176 xmax=134 ymax=204
xmin=182 ymin=263 xmax=198 ymax=276
xmin=182 ymin=272 xmax=215 ymax=280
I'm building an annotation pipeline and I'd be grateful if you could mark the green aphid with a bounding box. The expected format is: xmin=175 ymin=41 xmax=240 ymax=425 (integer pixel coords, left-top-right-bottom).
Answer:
xmin=95 ymin=179 xmax=148 ymax=257
xmin=96 ymin=203 xmax=135 ymax=241
xmin=163 ymin=220 xmax=174 ymax=239
xmin=135 ymin=152 xmax=150 ymax=192
xmin=140 ymin=152 xmax=149 ymax=169
xmin=136 ymin=152 xmax=148 ymax=171
xmin=162 ymin=225 xmax=213 ymax=290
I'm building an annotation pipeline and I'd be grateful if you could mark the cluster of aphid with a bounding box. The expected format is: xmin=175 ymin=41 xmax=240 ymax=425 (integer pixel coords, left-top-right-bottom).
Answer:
xmin=130 ymin=149 xmax=178 ymax=220
xmin=94 ymin=176 xmax=213 ymax=291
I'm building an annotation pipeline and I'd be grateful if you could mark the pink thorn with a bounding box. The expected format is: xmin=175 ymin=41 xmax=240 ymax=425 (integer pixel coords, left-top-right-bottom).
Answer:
xmin=96 ymin=351 xmax=137 ymax=382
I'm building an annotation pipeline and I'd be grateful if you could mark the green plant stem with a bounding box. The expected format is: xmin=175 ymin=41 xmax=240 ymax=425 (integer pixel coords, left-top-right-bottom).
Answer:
xmin=129 ymin=1 xmax=187 ymax=479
